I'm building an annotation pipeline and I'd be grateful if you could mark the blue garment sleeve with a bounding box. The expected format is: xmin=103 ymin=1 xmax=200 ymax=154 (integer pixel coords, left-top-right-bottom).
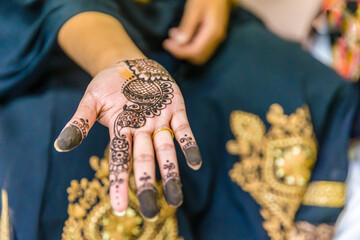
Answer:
xmin=0 ymin=0 xmax=122 ymax=100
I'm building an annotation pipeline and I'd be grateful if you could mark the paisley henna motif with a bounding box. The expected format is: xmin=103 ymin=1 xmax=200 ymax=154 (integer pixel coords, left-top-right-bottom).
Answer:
xmin=110 ymin=59 xmax=175 ymax=185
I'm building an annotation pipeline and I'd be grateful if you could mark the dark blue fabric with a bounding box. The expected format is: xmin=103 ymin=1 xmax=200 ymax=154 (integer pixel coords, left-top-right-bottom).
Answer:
xmin=0 ymin=0 xmax=186 ymax=101
xmin=0 ymin=90 xmax=52 ymax=240
xmin=0 ymin=45 xmax=110 ymax=239
xmin=0 ymin=0 xmax=122 ymax=100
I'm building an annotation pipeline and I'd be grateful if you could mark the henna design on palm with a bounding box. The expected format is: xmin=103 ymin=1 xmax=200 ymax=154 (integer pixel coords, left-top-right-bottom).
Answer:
xmin=110 ymin=59 xmax=175 ymax=185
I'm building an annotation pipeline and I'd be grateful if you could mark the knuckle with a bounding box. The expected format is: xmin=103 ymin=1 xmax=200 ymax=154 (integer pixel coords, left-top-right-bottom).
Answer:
xmin=134 ymin=153 xmax=153 ymax=163
xmin=133 ymin=130 xmax=152 ymax=139
xmin=84 ymin=89 xmax=99 ymax=104
xmin=174 ymin=123 xmax=191 ymax=133
xmin=117 ymin=129 xmax=132 ymax=137
xmin=155 ymin=143 xmax=175 ymax=153
xmin=81 ymin=93 xmax=95 ymax=107
xmin=173 ymin=108 xmax=186 ymax=117
xmin=85 ymin=90 xmax=105 ymax=113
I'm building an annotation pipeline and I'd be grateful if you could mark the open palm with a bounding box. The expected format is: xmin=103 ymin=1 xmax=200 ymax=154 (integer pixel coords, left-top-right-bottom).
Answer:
xmin=54 ymin=59 xmax=202 ymax=221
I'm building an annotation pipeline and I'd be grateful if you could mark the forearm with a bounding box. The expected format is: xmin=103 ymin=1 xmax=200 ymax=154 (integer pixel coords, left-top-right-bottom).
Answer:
xmin=58 ymin=11 xmax=145 ymax=76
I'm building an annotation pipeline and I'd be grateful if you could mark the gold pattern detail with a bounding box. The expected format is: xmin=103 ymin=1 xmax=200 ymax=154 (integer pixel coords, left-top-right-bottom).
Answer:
xmin=288 ymin=221 xmax=334 ymax=240
xmin=62 ymin=147 xmax=182 ymax=240
xmin=302 ymin=181 xmax=346 ymax=207
xmin=0 ymin=189 xmax=10 ymax=240
xmin=227 ymin=104 xmax=317 ymax=240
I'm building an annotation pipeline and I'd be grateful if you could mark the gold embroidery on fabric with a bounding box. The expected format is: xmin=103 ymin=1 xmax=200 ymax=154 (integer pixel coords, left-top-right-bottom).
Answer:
xmin=302 ymin=181 xmax=346 ymax=207
xmin=62 ymin=147 xmax=182 ymax=240
xmin=288 ymin=221 xmax=334 ymax=240
xmin=227 ymin=104 xmax=317 ymax=240
xmin=0 ymin=189 xmax=10 ymax=240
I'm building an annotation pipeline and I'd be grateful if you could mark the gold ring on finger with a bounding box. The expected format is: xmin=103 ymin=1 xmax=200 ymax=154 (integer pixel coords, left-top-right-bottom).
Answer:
xmin=152 ymin=127 xmax=174 ymax=139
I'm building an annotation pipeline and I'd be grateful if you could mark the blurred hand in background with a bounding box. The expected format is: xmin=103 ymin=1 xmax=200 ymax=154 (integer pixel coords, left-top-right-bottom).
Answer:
xmin=163 ymin=0 xmax=233 ymax=65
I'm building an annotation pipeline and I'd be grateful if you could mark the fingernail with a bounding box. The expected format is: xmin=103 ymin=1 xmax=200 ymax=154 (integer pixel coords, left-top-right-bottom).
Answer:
xmin=164 ymin=178 xmax=183 ymax=208
xmin=185 ymin=146 xmax=202 ymax=169
xmin=138 ymin=188 xmax=160 ymax=221
xmin=54 ymin=125 xmax=82 ymax=152
xmin=173 ymin=32 xmax=188 ymax=45
xmin=169 ymin=28 xmax=188 ymax=45
xmin=113 ymin=210 xmax=126 ymax=217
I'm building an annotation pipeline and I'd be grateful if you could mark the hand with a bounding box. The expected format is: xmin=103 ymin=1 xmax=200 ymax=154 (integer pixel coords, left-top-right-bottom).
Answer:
xmin=54 ymin=59 xmax=202 ymax=221
xmin=163 ymin=0 xmax=232 ymax=65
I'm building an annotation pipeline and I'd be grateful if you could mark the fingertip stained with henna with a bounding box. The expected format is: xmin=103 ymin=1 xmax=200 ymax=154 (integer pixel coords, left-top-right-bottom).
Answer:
xmin=164 ymin=178 xmax=183 ymax=207
xmin=138 ymin=187 xmax=160 ymax=221
xmin=55 ymin=118 xmax=89 ymax=152
xmin=55 ymin=125 xmax=82 ymax=152
xmin=180 ymin=134 xmax=202 ymax=169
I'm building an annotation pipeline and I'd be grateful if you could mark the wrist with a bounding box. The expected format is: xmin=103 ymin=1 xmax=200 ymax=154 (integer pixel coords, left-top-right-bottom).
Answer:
xmin=58 ymin=11 xmax=147 ymax=77
xmin=93 ymin=48 xmax=146 ymax=76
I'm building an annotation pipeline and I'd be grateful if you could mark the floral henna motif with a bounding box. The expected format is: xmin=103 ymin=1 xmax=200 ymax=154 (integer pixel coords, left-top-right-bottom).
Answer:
xmin=55 ymin=118 xmax=90 ymax=152
xmin=109 ymin=134 xmax=130 ymax=185
xmin=71 ymin=118 xmax=89 ymax=139
xmin=137 ymin=172 xmax=155 ymax=195
xmin=110 ymin=59 xmax=175 ymax=186
xmin=179 ymin=134 xmax=196 ymax=151
xmin=180 ymin=134 xmax=202 ymax=167
xmin=115 ymin=109 xmax=146 ymax=129
xmin=126 ymin=58 xmax=175 ymax=82
xmin=163 ymin=160 xmax=178 ymax=183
